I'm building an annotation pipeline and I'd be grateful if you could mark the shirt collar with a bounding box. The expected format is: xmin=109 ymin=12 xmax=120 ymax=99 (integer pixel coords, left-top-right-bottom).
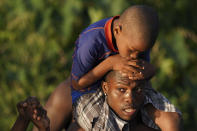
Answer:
xmin=109 ymin=106 xmax=129 ymax=130
xmin=104 ymin=16 xmax=119 ymax=53
xmin=101 ymin=97 xmax=129 ymax=130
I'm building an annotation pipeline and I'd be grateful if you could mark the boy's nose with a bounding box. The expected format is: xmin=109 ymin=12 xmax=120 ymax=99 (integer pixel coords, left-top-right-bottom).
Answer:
xmin=130 ymin=52 xmax=139 ymax=59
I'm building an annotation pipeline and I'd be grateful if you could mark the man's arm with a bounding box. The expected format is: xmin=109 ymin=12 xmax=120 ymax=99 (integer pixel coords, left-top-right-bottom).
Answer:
xmin=11 ymin=97 xmax=50 ymax=131
xmin=11 ymin=116 xmax=30 ymax=131
xmin=11 ymin=100 xmax=31 ymax=131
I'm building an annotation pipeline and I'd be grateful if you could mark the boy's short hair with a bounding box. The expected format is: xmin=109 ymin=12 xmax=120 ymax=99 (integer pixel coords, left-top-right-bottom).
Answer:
xmin=119 ymin=5 xmax=159 ymax=48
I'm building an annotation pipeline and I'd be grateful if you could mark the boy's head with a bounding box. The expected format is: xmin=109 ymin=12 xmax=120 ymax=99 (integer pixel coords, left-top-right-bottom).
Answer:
xmin=102 ymin=71 xmax=146 ymax=121
xmin=113 ymin=5 xmax=159 ymax=58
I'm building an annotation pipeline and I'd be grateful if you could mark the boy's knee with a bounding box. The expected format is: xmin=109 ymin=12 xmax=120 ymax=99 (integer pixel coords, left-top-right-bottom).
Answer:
xmin=155 ymin=111 xmax=182 ymax=131
xmin=160 ymin=112 xmax=181 ymax=131
xmin=45 ymin=79 xmax=72 ymax=110
xmin=44 ymin=78 xmax=72 ymax=130
xmin=145 ymin=104 xmax=182 ymax=131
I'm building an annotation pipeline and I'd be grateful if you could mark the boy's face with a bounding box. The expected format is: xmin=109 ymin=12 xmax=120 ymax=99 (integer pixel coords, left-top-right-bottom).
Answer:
xmin=102 ymin=75 xmax=145 ymax=121
xmin=117 ymin=34 xmax=150 ymax=59
xmin=114 ymin=24 xmax=151 ymax=59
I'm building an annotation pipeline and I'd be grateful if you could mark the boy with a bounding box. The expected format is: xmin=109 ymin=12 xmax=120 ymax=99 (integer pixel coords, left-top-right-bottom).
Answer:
xmin=71 ymin=5 xmax=157 ymax=103
xmin=71 ymin=5 xmax=181 ymax=130
xmin=45 ymin=5 xmax=181 ymax=130
xmin=11 ymin=97 xmax=50 ymax=131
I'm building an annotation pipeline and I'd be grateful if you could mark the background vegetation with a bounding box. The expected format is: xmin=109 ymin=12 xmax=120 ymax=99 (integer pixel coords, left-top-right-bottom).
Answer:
xmin=0 ymin=0 xmax=196 ymax=130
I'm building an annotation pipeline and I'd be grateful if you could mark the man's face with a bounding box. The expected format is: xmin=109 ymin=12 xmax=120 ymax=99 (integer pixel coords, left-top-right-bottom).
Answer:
xmin=103 ymin=75 xmax=145 ymax=121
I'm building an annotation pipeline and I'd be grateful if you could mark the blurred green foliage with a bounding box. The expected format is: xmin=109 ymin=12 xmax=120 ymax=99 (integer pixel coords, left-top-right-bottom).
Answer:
xmin=0 ymin=0 xmax=196 ymax=130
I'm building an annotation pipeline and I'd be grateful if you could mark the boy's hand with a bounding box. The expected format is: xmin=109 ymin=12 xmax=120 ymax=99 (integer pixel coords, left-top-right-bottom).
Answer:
xmin=128 ymin=59 xmax=156 ymax=80
xmin=109 ymin=54 xmax=141 ymax=75
xmin=109 ymin=55 xmax=155 ymax=80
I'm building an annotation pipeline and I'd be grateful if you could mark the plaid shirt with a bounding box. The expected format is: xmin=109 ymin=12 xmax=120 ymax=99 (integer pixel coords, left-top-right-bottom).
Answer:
xmin=74 ymin=88 xmax=131 ymax=131
xmin=74 ymin=85 xmax=181 ymax=131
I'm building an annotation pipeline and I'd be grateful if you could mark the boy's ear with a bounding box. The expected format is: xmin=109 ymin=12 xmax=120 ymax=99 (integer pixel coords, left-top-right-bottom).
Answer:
xmin=113 ymin=25 xmax=122 ymax=36
xmin=102 ymin=81 xmax=109 ymax=94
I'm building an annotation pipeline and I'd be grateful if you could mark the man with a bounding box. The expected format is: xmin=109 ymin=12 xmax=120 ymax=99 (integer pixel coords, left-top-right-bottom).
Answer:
xmin=37 ymin=5 xmax=181 ymax=131
xmin=69 ymin=70 xmax=181 ymax=131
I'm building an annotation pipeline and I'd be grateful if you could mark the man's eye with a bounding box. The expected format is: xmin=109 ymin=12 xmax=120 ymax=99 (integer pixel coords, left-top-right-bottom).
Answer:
xmin=135 ymin=87 xmax=142 ymax=93
xmin=118 ymin=88 xmax=126 ymax=93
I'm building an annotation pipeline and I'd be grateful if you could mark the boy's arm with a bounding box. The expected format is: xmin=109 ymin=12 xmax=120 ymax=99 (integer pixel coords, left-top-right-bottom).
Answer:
xmin=72 ymin=55 xmax=112 ymax=90
xmin=67 ymin=121 xmax=85 ymax=131
xmin=135 ymin=124 xmax=159 ymax=131
xmin=72 ymin=56 xmax=156 ymax=90
xmin=72 ymin=54 xmax=141 ymax=90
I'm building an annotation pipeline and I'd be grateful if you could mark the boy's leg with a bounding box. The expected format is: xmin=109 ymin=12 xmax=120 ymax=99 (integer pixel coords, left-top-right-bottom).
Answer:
xmin=67 ymin=120 xmax=85 ymax=131
xmin=135 ymin=123 xmax=159 ymax=131
xmin=33 ymin=77 xmax=72 ymax=131
xmin=145 ymin=104 xmax=182 ymax=131
xmin=142 ymin=83 xmax=182 ymax=131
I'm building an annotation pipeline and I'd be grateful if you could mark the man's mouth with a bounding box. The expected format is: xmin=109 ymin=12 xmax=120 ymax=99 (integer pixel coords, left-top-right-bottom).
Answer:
xmin=124 ymin=108 xmax=133 ymax=112
xmin=122 ymin=108 xmax=136 ymax=116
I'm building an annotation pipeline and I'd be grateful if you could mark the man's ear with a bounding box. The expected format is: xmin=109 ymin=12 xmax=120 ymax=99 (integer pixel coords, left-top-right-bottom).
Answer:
xmin=102 ymin=81 xmax=109 ymax=94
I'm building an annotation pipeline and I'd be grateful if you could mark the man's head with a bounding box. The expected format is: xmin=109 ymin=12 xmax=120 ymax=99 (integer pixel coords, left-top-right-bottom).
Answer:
xmin=113 ymin=5 xmax=159 ymax=58
xmin=102 ymin=71 xmax=146 ymax=121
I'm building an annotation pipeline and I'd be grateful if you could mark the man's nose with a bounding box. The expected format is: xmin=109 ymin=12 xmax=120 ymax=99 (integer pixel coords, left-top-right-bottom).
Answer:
xmin=124 ymin=90 xmax=133 ymax=104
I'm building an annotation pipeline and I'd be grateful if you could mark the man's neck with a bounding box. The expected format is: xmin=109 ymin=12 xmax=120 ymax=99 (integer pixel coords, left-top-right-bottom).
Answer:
xmin=108 ymin=106 xmax=139 ymax=130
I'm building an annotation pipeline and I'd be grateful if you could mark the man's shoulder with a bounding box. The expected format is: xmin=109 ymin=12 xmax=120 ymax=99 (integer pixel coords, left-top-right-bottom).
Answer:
xmin=74 ymin=89 xmax=104 ymax=115
xmin=74 ymin=89 xmax=105 ymax=130
xmin=77 ymin=88 xmax=104 ymax=106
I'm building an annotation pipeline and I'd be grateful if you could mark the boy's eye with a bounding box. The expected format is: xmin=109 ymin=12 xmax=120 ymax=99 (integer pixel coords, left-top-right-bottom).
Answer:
xmin=138 ymin=52 xmax=145 ymax=59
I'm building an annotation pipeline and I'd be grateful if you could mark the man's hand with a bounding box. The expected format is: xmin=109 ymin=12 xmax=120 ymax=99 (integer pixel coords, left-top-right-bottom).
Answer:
xmin=31 ymin=105 xmax=50 ymax=131
xmin=17 ymin=96 xmax=40 ymax=121
xmin=17 ymin=97 xmax=50 ymax=131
